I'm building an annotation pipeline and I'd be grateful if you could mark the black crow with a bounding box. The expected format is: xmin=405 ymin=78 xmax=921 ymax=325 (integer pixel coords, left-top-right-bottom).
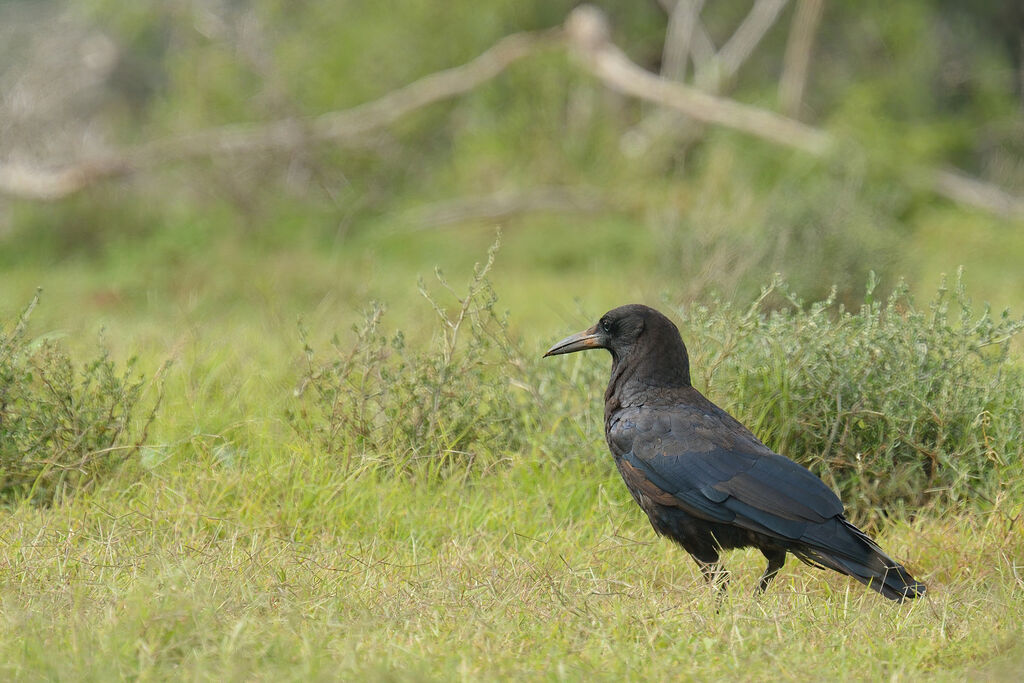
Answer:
xmin=545 ymin=304 xmax=925 ymax=601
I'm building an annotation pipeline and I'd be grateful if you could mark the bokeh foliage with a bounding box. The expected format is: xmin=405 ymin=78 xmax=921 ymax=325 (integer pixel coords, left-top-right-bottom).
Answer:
xmin=3 ymin=0 xmax=1021 ymax=305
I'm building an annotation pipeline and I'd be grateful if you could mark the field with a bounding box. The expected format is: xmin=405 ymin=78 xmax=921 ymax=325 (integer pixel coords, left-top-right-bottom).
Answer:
xmin=2 ymin=1 xmax=1024 ymax=679
xmin=2 ymin=226 xmax=1023 ymax=680
xmin=1 ymin=449 xmax=1021 ymax=680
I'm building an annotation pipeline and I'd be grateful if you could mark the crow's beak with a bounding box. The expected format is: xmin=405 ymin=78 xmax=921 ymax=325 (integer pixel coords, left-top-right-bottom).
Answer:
xmin=543 ymin=324 xmax=604 ymax=357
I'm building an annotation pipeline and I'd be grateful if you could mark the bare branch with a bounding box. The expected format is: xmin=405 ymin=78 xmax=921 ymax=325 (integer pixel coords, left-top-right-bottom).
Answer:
xmin=661 ymin=0 xmax=706 ymax=81
xmin=703 ymin=0 xmax=789 ymax=91
xmin=0 ymin=29 xmax=560 ymax=201
xmin=653 ymin=0 xmax=723 ymax=71
xmin=307 ymin=30 xmax=561 ymax=142
xmin=779 ymin=0 xmax=825 ymax=118
xmin=927 ymin=168 xmax=1024 ymax=219
xmin=567 ymin=7 xmax=830 ymax=155
xmin=690 ymin=23 xmax=717 ymax=73
xmin=568 ymin=6 xmax=1024 ymax=219
xmin=1 ymin=4 xmax=1020 ymax=222
xmin=629 ymin=1 xmax=785 ymax=159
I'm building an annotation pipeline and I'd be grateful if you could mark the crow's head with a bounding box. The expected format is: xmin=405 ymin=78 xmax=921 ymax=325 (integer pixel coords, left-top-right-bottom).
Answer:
xmin=544 ymin=304 xmax=691 ymax=387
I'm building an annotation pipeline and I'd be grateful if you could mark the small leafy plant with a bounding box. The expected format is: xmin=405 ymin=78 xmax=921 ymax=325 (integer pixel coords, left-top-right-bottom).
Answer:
xmin=289 ymin=237 xmax=539 ymax=476
xmin=291 ymin=250 xmax=1023 ymax=519
xmin=681 ymin=270 xmax=1024 ymax=519
xmin=0 ymin=291 xmax=164 ymax=505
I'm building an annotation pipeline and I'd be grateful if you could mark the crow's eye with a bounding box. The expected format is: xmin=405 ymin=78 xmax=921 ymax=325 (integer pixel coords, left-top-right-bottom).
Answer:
xmin=601 ymin=319 xmax=612 ymax=333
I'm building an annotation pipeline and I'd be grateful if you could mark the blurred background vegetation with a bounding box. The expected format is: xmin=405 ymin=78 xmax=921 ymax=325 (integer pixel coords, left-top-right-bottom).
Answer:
xmin=2 ymin=0 xmax=1022 ymax=334
xmin=1 ymin=0 xmax=1022 ymax=497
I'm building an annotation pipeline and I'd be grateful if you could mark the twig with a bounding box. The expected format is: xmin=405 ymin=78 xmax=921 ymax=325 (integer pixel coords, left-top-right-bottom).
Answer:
xmin=661 ymin=0 xmax=706 ymax=82
xmin=778 ymin=0 xmax=825 ymax=118
xmin=0 ymin=288 xmax=41 ymax=360
xmin=704 ymin=0 xmax=788 ymax=91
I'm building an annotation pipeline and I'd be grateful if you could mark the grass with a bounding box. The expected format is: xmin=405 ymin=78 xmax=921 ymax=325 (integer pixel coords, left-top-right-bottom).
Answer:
xmin=2 ymin=0 xmax=1023 ymax=675
xmin=0 ymin=447 xmax=1021 ymax=680
xmin=1 ymin=235 xmax=1023 ymax=679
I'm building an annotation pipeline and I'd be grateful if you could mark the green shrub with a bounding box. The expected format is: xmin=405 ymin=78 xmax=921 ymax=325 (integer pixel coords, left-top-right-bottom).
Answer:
xmin=0 ymin=292 xmax=164 ymax=505
xmin=288 ymin=237 xmax=540 ymax=475
xmin=679 ymin=271 xmax=1024 ymax=519
xmin=291 ymin=245 xmax=1022 ymax=519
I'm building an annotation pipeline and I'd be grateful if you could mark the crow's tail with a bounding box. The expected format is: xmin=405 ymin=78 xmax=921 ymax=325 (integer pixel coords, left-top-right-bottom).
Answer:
xmin=794 ymin=518 xmax=926 ymax=602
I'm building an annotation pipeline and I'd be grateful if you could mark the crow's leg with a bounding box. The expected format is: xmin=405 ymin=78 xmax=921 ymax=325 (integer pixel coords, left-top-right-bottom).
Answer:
xmin=696 ymin=559 xmax=729 ymax=595
xmin=756 ymin=548 xmax=787 ymax=595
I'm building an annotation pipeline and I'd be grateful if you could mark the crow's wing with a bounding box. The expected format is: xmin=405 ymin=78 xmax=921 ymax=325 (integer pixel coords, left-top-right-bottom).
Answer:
xmin=610 ymin=399 xmax=844 ymax=541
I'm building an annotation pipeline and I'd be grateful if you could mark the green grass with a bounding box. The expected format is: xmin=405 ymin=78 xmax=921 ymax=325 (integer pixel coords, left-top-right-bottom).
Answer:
xmin=2 ymin=0 xmax=1023 ymax=676
xmin=1 ymin=446 xmax=1021 ymax=680
xmin=1 ymin=238 xmax=1023 ymax=679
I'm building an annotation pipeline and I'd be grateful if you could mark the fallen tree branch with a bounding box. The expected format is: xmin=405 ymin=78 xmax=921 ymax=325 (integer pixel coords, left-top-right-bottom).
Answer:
xmin=566 ymin=6 xmax=830 ymax=155
xmin=1 ymin=5 xmax=1021 ymax=222
xmin=0 ymin=29 xmax=560 ymax=201
xmin=567 ymin=6 xmax=1024 ymax=219
xmin=928 ymin=167 xmax=1024 ymax=219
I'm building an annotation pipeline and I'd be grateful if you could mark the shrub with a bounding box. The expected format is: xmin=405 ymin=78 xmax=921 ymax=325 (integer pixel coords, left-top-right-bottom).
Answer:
xmin=679 ymin=271 xmax=1024 ymax=519
xmin=292 ymin=249 xmax=1023 ymax=519
xmin=288 ymin=237 xmax=540 ymax=475
xmin=0 ymin=291 xmax=164 ymax=505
